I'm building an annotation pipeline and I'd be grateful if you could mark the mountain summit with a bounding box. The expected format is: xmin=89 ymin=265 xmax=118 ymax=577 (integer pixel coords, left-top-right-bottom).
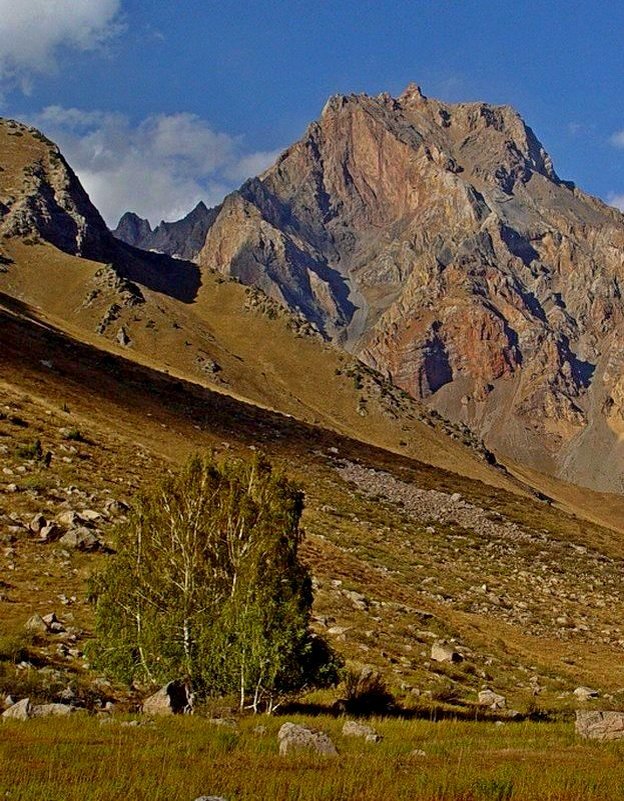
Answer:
xmin=129 ymin=85 xmax=622 ymax=491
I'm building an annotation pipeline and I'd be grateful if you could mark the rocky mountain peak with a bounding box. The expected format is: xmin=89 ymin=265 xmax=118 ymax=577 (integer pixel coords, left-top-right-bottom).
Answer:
xmin=195 ymin=87 xmax=624 ymax=492
xmin=0 ymin=118 xmax=112 ymax=261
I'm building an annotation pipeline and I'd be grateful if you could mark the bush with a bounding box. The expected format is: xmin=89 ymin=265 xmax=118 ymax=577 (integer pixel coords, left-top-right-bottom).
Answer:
xmin=90 ymin=454 xmax=342 ymax=711
xmin=340 ymin=666 xmax=395 ymax=715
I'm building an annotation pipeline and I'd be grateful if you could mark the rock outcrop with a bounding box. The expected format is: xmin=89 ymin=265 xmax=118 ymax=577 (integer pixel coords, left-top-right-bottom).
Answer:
xmin=0 ymin=119 xmax=111 ymax=260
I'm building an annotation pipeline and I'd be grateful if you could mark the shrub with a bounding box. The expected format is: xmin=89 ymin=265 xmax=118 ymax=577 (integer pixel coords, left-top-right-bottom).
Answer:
xmin=90 ymin=454 xmax=342 ymax=711
xmin=340 ymin=666 xmax=395 ymax=715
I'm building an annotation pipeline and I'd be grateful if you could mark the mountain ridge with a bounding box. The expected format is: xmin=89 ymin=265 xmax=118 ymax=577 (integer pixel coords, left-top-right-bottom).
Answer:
xmin=111 ymin=85 xmax=624 ymax=492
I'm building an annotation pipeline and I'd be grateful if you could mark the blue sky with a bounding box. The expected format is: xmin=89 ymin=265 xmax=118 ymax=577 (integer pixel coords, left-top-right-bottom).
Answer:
xmin=2 ymin=0 xmax=624 ymax=225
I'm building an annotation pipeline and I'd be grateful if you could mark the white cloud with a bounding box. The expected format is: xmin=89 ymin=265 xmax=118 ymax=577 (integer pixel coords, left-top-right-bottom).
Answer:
xmin=31 ymin=106 xmax=282 ymax=226
xmin=609 ymin=131 xmax=624 ymax=149
xmin=0 ymin=0 xmax=122 ymax=93
xmin=606 ymin=193 xmax=624 ymax=212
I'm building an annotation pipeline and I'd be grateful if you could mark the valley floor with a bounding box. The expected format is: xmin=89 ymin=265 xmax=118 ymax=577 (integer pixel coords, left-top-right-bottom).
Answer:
xmin=2 ymin=714 xmax=622 ymax=801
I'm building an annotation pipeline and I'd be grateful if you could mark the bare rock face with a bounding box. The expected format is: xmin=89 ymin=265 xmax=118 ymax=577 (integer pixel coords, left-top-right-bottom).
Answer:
xmin=113 ymin=201 xmax=218 ymax=260
xmin=190 ymin=86 xmax=624 ymax=492
xmin=576 ymin=710 xmax=624 ymax=740
xmin=0 ymin=120 xmax=111 ymax=260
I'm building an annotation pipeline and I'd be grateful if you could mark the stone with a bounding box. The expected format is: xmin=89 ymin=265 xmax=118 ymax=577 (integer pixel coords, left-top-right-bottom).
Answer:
xmin=342 ymin=720 xmax=382 ymax=742
xmin=576 ymin=710 xmax=624 ymax=740
xmin=104 ymin=499 xmax=130 ymax=516
xmin=29 ymin=513 xmax=47 ymax=534
xmin=57 ymin=511 xmax=85 ymax=528
xmin=142 ymin=680 xmax=193 ymax=716
xmin=277 ymin=722 xmax=338 ymax=756
xmin=39 ymin=523 xmax=61 ymax=542
xmin=31 ymin=703 xmax=74 ymax=717
xmin=431 ymin=642 xmax=462 ymax=663
xmin=2 ymin=698 xmax=31 ymax=720
xmin=59 ymin=527 xmax=101 ymax=551
xmin=574 ymin=686 xmax=599 ymax=701
xmin=194 ymin=797 xmax=228 ymax=801
xmin=25 ymin=613 xmax=48 ymax=634
xmin=478 ymin=689 xmax=506 ymax=709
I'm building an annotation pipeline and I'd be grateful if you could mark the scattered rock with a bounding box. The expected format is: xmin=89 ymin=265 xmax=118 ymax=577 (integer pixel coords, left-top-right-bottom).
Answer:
xmin=142 ymin=680 xmax=193 ymax=716
xmin=2 ymin=698 xmax=31 ymax=720
xmin=478 ymin=689 xmax=506 ymax=709
xmin=31 ymin=703 xmax=74 ymax=717
xmin=29 ymin=513 xmax=47 ymax=534
xmin=342 ymin=720 xmax=382 ymax=742
xmin=431 ymin=642 xmax=462 ymax=663
xmin=576 ymin=710 xmax=624 ymax=740
xmin=39 ymin=523 xmax=61 ymax=542
xmin=574 ymin=686 xmax=599 ymax=701
xmin=117 ymin=326 xmax=131 ymax=347
xmin=59 ymin=527 xmax=102 ymax=551
xmin=25 ymin=613 xmax=48 ymax=634
xmin=278 ymin=722 xmax=338 ymax=756
xmin=194 ymin=797 xmax=228 ymax=801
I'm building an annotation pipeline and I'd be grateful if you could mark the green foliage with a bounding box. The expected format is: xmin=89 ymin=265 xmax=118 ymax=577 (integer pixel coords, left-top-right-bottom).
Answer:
xmin=90 ymin=454 xmax=341 ymax=710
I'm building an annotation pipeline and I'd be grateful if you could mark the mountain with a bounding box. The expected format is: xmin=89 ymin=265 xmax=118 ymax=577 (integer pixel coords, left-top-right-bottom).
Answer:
xmin=0 ymin=115 xmax=511 ymax=491
xmin=6 ymin=111 xmax=624 ymax=725
xmin=113 ymin=201 xmax=218 ymax=260
xmin=138 ymin=84 xmax=623 ymax=493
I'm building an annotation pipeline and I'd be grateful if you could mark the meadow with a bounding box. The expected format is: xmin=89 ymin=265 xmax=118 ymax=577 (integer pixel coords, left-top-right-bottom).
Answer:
xmin=1 ymin=713 xmax=622 ymax=801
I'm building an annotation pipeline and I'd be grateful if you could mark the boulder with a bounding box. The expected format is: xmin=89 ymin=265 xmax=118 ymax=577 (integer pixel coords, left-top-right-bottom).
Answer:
xmin=59 ymin=527 xmax=101 ymax=551
xmin=278 ymin=722 xmax=338 ymax=756
xmin=478 ymin=689 xmax=506 ymax=709
xmin=142 ymin=680 xmax=193 ymax=716
xmin=576 ymin=710 xmax=624 ymax=740
xmin=431 ymin=642 xmax=462 ymax=663
xmin=29 ymin=513 xmax=47 ymax=534
xmin=2 ymin=698 xmax=31 ymax=720
xmin=574 ymin=686 xmax=599 ymax=701
xmin=25 ymin=613 xmax=48 ymax=634
xmin=342 ymin=720 xmax=382 ymax=742
xmin=57 ymin=510 xmax=84 ymax=529
xmin=31 ymin=703 xmax=74 ymax=717
xmin=39 ymin=523 xmax=61 ymax=542
xmin=194 ymin=797 xmax=228 ymax=801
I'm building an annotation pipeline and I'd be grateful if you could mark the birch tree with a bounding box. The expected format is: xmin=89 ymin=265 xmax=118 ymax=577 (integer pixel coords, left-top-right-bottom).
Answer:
xmin=90 ymin=454 xmax=341 ymax=709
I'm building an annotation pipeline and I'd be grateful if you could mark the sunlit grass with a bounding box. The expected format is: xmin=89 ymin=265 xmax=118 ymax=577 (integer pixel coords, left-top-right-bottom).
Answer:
xmin=2 ymin=715 xmax=624 ymax=800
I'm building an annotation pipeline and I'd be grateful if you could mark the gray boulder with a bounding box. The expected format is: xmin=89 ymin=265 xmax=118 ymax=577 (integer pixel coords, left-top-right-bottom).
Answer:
xmin=31 ymin=703 xmax=74 ymax=717
xmin=478 ymin=689 xmax=506 ymax=709
xmin=576 ymin=710 xmax=624 ymax=740
xmin=342 ymin=720 xmax=382 ymax=742
xmin=59 ymin=527 xmax=101 ymax=551
xmin=431 ymin=642 xmax=462 ymax=663
xmin=2 ymin=698 xmax=31 ymax=720
xmin=278 ymin=722 xmax=338 ymax=756
xmin=142 ymin=680 xmax=193 ymax=716
xmin=25 ymin=613 xmax=48 ymax=634
xmin=574 ymin=686 xmax=599 ymax=701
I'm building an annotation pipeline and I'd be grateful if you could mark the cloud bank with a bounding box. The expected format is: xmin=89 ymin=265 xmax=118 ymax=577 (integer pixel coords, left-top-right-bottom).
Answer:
xmin=0 ymin=0 xmax=122 ymax=93
xmin=33 ymin=106 xmax=281 ymax=226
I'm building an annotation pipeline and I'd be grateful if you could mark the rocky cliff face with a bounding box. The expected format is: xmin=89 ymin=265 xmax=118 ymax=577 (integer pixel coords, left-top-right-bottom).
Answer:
xmin=112 ymin=201 xmax=218 ymax=260
xmin=0 ymin=119 xmax=112 ymax=261
xmin=193 ymin=85 xmax=624 ymax=491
